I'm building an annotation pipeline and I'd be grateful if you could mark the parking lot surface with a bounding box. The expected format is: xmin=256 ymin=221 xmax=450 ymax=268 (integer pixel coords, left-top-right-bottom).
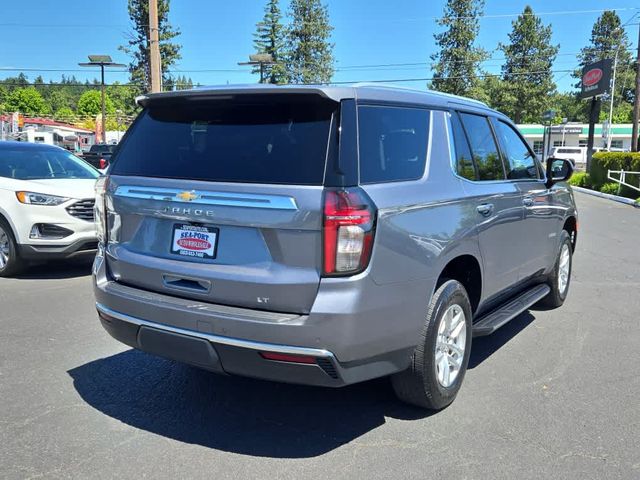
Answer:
xmin=1 ymin=192 xmax=639 ymax=480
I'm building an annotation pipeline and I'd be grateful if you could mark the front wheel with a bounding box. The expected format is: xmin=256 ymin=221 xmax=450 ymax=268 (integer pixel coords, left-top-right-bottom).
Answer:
xmin=538 ymin=230 xmax=573 ymax=309
xmin=391 ymin=280 xmax=472 ymax=410
xmin=0 ymin=219 xmax=24 ymax=277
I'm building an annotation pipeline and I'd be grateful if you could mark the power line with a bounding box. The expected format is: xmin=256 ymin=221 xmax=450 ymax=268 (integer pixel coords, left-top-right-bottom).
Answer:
xmin=2 ymin=7 xmax=639 ymax=29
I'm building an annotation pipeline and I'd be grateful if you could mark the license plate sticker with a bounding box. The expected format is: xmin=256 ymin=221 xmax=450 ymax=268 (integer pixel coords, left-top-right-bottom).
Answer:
xmin=171 ymin=224 xmax=218 ymax=259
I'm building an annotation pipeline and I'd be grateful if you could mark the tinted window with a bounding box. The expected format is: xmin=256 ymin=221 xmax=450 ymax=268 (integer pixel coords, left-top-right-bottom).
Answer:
xmin=459 ymin=113 xmax=504 ymax=181
xmin=0 ymin=148 xmax=99 ymax=180
xmin=495 ymin=121 xmax=539 ymax=180
xmin=111 ymin=97 xmax=336 ymax=185
xmin=450 ymin=113 xmax=475 ymax=180
xmin=358 ymin=106 xmax=429 ymax=183
xmin=557 ymin=148 xmax=581 ymax=154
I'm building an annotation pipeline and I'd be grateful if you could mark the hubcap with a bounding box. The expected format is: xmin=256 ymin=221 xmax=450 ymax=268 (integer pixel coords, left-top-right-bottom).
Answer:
xmin=0 ymin=226 xmax=9 ymax=270
xmin=435 ymin=304 xmax=467 ymax=388
xmin=558 ymin=244 xmax=571 ymax=295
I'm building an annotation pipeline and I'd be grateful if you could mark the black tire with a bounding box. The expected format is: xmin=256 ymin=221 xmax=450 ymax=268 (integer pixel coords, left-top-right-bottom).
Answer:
xmin=391 ymin=279 xmax=473 ymax=410
xmin=0 ymin=218 xmax=24 ymax=278
xmin=538 ymin=230 xmax=572 ymax=309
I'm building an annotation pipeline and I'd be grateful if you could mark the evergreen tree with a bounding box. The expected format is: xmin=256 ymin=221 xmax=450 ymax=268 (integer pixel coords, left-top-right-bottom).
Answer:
xmin=577 ymin=11 xmax=634 ymax=107
xmin=253 ymin=0 xmax=288 ymax=83
xmin=286 ymin=0 xmax=335 ymax=84
xmin=119 ymin=0 xmax=182 ymax=92
xmin=498 ymin=6 xmax=559 ymax=123
xmin=430 ymin=0 xmax=488 ymax=96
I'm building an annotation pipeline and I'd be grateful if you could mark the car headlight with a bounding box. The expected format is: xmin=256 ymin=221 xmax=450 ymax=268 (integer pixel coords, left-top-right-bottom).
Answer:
xmin=15 ymin=191 xmax=70 ymax=206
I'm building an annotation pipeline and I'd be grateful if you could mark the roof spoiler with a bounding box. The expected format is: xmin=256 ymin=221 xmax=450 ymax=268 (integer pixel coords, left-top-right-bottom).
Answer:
xmin=135 ymin=85 xmax=349 ymax=108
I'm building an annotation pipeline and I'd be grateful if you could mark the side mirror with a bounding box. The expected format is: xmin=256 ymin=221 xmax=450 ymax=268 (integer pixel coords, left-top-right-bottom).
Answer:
xmin=545 ymin=157 xmax=573 ymax=188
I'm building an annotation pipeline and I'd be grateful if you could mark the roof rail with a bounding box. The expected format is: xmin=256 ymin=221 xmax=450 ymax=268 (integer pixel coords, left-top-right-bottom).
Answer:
xmin=349 ymin=82 xmax=489 ymax=108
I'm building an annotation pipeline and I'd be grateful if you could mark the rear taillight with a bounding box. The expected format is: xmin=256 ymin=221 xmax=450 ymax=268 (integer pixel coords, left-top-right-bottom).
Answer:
xmin=99 ymin=158 xmax=107 ymax=169
xmin=94 ymin=176 xmax=109 ymax=243
xmin=323 ymin=187 xmax=376 ymax=276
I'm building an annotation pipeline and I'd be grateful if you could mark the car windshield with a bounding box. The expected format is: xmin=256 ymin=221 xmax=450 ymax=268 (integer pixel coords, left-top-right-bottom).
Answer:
xmin=0 ymin=147 xmax=100 ymax=180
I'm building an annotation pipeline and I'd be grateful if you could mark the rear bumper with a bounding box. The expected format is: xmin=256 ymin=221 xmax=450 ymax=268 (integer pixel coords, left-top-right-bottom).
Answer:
xmin=93 ymin=252 xmax=421 ymax=387
xmin=96 ymin=303 xmax=349 ymax=386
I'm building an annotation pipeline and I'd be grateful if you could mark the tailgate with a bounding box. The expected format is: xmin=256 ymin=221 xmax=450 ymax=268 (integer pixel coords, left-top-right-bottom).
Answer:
xmin=104 ymin=94 xmax=337 ymax=313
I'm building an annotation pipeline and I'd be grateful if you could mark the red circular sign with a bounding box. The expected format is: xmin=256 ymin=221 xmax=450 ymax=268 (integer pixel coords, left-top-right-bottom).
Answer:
xmin=177 ymin=238 xmax=211 ymax=251
xmin=583 ymin=68 xmax=603 ymax=87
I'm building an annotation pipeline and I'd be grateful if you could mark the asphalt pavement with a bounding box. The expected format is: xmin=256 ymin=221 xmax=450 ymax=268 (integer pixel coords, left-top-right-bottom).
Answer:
xmin=1 ymin=191 xmax=639 ymax=480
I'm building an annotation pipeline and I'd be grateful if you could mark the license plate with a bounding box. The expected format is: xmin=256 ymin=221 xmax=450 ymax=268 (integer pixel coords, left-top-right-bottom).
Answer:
xmin=171 ymin=224 xmax=218 ymax=259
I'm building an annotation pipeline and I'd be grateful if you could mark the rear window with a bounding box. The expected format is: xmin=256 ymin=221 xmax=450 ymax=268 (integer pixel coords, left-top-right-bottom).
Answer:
xmin=358 ymin=105 xmax=429 ymax=183
xmin=557 ymin=148 xmax=582 ymax=154
xmin=91 ymin=145 xmax=115 ymax=153
xmin=111 ymin=96 xmax=336 ymax=185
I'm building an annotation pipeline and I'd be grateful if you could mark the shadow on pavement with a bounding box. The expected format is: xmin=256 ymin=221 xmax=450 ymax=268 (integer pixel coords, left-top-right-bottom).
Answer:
xmin=468 ymin=311 xmax=535 ymax=369
xmin=15 ymin=255 xmax=94 ymax=280
xmin=68 ymin=349 xmax=433 ymax=458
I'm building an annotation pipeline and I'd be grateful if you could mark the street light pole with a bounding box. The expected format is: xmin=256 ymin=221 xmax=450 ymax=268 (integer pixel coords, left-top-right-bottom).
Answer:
xmin=606 ymin=45 xmax=621 ymax=150
xmin=632 ymin=23 xmax=640 ymax=152
xmin=79 ymin=55 xmax=126 ymax=144
xmin=238 ymin=53 xmax=276 ymax=84
xmin=100 ymin=64 xmax=106 ymax=144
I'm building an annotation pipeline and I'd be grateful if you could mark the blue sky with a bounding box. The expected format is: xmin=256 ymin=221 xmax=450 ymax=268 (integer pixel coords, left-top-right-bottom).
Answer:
xmin=1 ymin=0 xmax=638 ymax=92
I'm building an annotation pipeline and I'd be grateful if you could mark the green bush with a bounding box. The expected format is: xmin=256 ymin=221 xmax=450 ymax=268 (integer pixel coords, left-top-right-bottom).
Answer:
xmin=568 ymin=172 xmax=591 ymax=188
xmin=590 ymin=152 xmax=640 ymax=199
xmin=599 ymin=182 xmax=621 ymax=195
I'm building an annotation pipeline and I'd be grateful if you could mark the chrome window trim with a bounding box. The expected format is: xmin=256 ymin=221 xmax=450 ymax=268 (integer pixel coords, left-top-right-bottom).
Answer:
xmin=113 ymin=185 xmax=298 ymax=210
xmin=96 ymin=303 xmax=334 ymax=358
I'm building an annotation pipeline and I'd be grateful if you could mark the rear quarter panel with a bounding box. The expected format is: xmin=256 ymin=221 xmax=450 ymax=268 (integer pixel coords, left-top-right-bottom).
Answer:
xmin=361 ymin=109 xmax=482 ymax=299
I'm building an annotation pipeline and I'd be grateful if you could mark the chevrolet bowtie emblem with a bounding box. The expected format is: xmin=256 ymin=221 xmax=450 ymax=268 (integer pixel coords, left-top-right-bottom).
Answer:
xmin=176 ymin=191 xmax=198 ymax=202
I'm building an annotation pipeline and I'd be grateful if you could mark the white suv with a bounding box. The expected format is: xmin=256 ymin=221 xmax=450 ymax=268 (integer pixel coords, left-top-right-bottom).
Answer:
xmin=0 ymin=142 xmax=100 ymax=276
xmin=549 ymin=147 xmax=586 ymax=168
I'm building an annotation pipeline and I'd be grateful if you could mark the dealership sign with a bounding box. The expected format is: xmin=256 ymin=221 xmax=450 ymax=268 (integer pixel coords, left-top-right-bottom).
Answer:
xmin=579 ymin=59 xmax=612 ymax=99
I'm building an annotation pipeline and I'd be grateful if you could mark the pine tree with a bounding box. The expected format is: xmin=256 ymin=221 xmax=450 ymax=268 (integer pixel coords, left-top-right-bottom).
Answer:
xmin=286 ymin=0 xmax=335 ymax=84
xmin=578 ymin=10 xmax=634 ymax=109
xmin=253 ymin=0 xmax=288 ymax=84
xmin=119 ymin=0 xmax=182 ymax=92
xmin=430 ymin=0 xmax=488 ymax=96
xmin=498 ymin=6 xmax=559 ymax=123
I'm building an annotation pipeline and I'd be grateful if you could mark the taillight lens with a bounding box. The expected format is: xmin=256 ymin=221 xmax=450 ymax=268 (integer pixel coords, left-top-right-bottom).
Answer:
xmin=323 ymin=187 xmax=376 ymax=276
xmin=99 ymin=158 xmax=107 ymax=169
xmin=94 ymin=176 xmax=109 ymax=243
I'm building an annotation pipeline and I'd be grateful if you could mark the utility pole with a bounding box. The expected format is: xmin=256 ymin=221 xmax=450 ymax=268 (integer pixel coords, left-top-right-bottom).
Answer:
xmin=632 ymin=23 xmax=640 ymax=152
xmin=149 ymin=0 xmax=162 ymax=93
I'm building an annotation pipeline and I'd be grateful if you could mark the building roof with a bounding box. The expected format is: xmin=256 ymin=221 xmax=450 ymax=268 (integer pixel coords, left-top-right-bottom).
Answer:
xmin=0 ymin=115 xmax=93 ymax=134
xmin=518 ymin=124 xmax=634 ymax=136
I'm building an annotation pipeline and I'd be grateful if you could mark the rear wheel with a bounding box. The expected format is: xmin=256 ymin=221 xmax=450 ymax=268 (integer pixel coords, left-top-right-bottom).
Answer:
xmin=539 ymin=230 xmax=572 ymax=309
xmin=0 ymin=219 xmax=24 ymax=277
xmin=391 ymin=280 xmax=472 ymax=410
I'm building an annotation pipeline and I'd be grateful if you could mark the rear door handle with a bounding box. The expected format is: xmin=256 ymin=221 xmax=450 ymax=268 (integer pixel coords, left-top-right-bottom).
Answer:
xmin=522 ymin=196 xmax=534 ymax=207
xmin=476 ymin=203 xmax=494 ymax=216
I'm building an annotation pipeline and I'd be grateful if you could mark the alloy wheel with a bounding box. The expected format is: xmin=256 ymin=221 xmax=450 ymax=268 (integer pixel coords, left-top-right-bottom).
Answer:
xmin=558 ymin=243 xmax=571 ymax=295
xmin=435 ymin=304 xmax=467 ymax=388
xmin=0 ymin=226 xmax=9 ymax=270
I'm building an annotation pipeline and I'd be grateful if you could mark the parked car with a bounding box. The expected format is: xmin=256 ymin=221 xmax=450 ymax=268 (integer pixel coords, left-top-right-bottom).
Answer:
xmin=0 ymin=142 xmax=100 ymax=276
xmin=549 ymin=146 xmax=585 ymax=167
xmin=82 ymin=144 xmax=117 ymax=169
xmin=93 ymin=84 xmax=577 ymax=409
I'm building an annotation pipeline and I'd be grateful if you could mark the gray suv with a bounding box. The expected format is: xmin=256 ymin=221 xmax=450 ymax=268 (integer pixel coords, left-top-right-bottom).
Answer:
xmin=93 ymin=84 xmax=576 ymax=409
